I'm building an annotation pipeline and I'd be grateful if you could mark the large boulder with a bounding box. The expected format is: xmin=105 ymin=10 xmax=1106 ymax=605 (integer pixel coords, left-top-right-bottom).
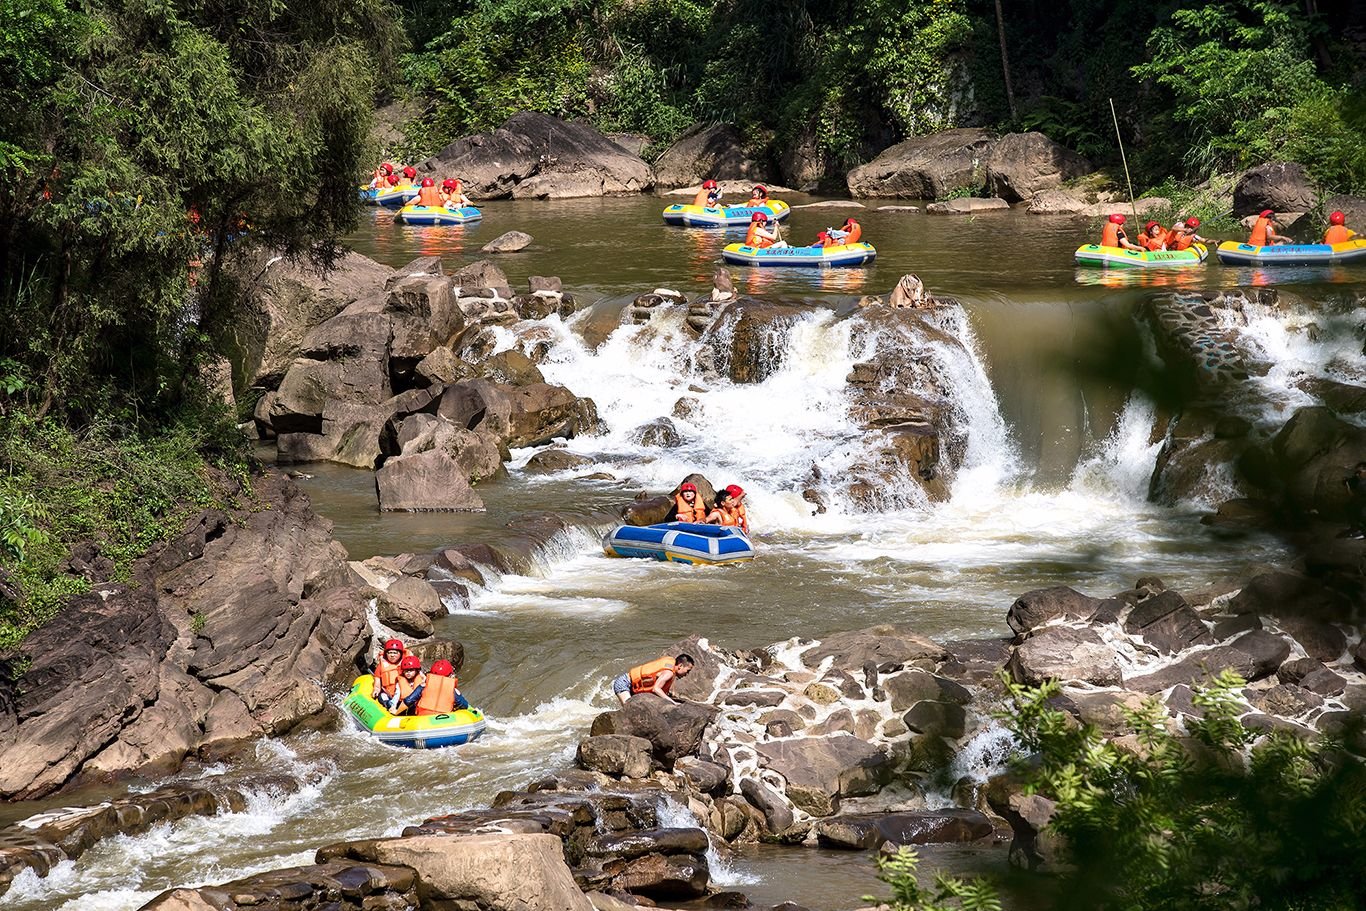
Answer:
xmin=1123 ymin=591 xmax=1214 ymax=654
xmin=589 ymin=695 xmax=718 ymax=768
xmin=375 ymin=449 xmax=486 ymax=511
xmin=385 ymin=273 xmax=463 ymax=378
xmin=1265 ymin=406 xmax=1366 ymax=523
xmin=925 ymin=197 xmax=1010 ymax=215
xmin=984 ymin=132 xmax=1090 ymax=203
xmin=701 ymin=301 xmax=808 ymax=383
xmin=847 ymin=128 xmax=995 ymax=199
xmin=815 ymin=810 xmax=993 ymax=850
xmin=1007 ymin=586 xmax=1103 ymax=638
xmin=1005 ymin=626 xmax=1123 ymax=687
xmin=1232 ymin=161 xmax=1318 ymax=216
xmin=1126 ymin=630 xmax=1292 ymax=693
xmin=418 ymin=112 xmax=653 ymax=199
xmin=437 ymin=378 xmax=599 ymax=449
xmin=755 ymin=735 xmax=893 ymax=816
xmin=372 ymin=833 xmax=594 ymax=911
xmin=652 ymin=123 xmax=769 ymax=188
xmin=577 ymin=735 xmax=654 ymax=780
xmin=802 ymin=624 xmax=947 ymax=673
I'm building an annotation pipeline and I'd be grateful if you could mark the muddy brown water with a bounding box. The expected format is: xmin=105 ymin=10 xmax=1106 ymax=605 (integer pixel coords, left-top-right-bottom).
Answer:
xmin=6 ymin=193 xmax=1356 ymax=911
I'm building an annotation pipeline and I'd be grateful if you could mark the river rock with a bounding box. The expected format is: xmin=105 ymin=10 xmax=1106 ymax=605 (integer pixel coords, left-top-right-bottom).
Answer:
xmin=1026 ymin=188 xmax=1092 ymax=214
xmin=623 ymin=493 xmax=675 ymax=526
xmin=481 ymin=230 xmax=533 ymax=253
xmin=420 ymin=112 xmax=652 ymax=199
xmin=526 ymin=448 xmax=595 ymax=473
xmin=1126 ymin=629 xmax=1292 ymax=693
xmin=815 ymin=809 xmax=994 ymax=850
xmin=1123 ymin=590 xmax=1213 ymax=654
xmin=1006 ymin=586 xmax=1102 ymax=637
xmin=986 ymin=777 xmax=1062 ymax=871
xmin=375 ymin=589 xmax=434 ymax=638
xmin=386 ymin=272 xmax=464 ymax=377
xmin=1275 ymin=616 xmax=1346 ymax=662
xmin=802 ymin=624 xmax=947 ymax=673
xmin=438 ymin=378 xmax=599 ymax=449
xmin=415 ymin=346 xmax=473 ymax=386
xmin=702 ymin=300 xmax=807 ymax=383
xmin=603 ymin=851 xmax=710 ymax=899
xmin=587 ymin=827 xmax=710 ymax=862
xmin=756 ymin=735 xmax=892 ymax=816
xmin=408 ymin=637 xmax=465 ymax=672
xmin=739 ymin=778 xmax=794 ymax=834
xmin=578 ymin=735 xmax=654 ymax=779
xmin=139 ymin=859 xmax=418 ymax=911
xmin=925 ymin=197 xmax=1010 ymax=215
xmin=375 ymin=449 xmax=486 ymax=511
xmin=590 ymin=694 xmax=718 ymax=768
xmin=847 ymin=128 xmax=994 ymax=199
xmin=984 ymin=132 xmax=1090 ymax=202
xmin=653 ymin=123 xmax=770 ymax=187
xmin=373 ymin=832 xmax=594 ymax=910
xmin=675 ymin=757 xmax=731 ymax=794
xmin=1228 ymin=568 xmax=1350 ymax=621
xmin=0 ymin=474 xmax=370 ymax=799
xmin=1265 ymin=407 xmax=1366 ymax=527
xmin=902 ymin=700 xmax=967 ymax=739
xmin=481 ymin=349 xmax=544 ymax=387
xmin=1005 ymin=626 xmax=1123 ymax=687
xmin=1232 ymin=161 xmax=1318 ymax=216
xmin=883 ymin=669 xmax=971 ymax=712
xmin=452 ymin=259 xmax=512 ymax=298
xmin=630 ymin=417 xmax=683 ymax=448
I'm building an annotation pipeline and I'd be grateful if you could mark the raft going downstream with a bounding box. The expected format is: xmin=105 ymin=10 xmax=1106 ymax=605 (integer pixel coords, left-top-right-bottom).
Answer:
xmin=603 ymin=522 xmax=755 ymax=565
xmin=1074 ymin=243 xmax=1208 ymax=268
xmin=395 ymin=204 xmax=483 ymax=226
xmin=663 ymin=201 xmax=791 ymax=227
xmin=1215 ymin=239 xmax=1366 ymax=266
xmin=722 ymin=242 xmax=876 ymax=267
xmin=343 ymin=675 xmax=486 ymax=749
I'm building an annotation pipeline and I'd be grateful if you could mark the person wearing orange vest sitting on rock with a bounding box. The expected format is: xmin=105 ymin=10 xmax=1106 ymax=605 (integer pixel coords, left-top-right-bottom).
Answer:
xmin=381 ymin=655 xmax=427 ymax=714
xmin=706 ymin=484 xmax=750 ymax=535
xmin=1165 ymin=217 xmax=1211 ymax=251
xmin=692 ymin=179 xmax=722 ymax=208
xmin=416 ymin=177 xmax=443 ymax=208
xmin=745 ymin=185 xmax=770 ymax=207
xmin=415 ymin=660 xmax=470 ymax=715
xmin=370 ymin=638 xmax=407 ymax=703
xmin=1323 ymin=210 xmax=1358 ymax=245
xmin=1136 ymin=221 xmax=1167 ymax=251
xmin=673 ymin=482 xmax=706 ymax=522
xmin=1100 ymin=213 xmax=1141 ymax=250
xmin=441 ymin=178 xmax=471 ymax=208
xmin=745 ymin=212 xmax=781 ymax=248
xmin=1248 ymin=209 xmax=1291 ymax=246
xmin=611 ymin=654 xmax=696 ymax=705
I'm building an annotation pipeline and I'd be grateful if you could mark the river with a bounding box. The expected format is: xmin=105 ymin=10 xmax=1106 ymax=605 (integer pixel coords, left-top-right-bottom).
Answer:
xmin=6 ymin=193 xmax=1357 ymax=911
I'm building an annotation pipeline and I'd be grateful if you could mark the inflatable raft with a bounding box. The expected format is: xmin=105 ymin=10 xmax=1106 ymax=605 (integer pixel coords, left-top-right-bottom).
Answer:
xmin=1074 ymin=243 xmax=1208 ymax=268
xmin=395 ymin=204 xmax=482 ymax=226
xmin=603 ymin=522 xmax=755 ymax=566
xmin=1215 ymin=239 xmax=1366 ymax=266
xmin=662 ymin=201 xmax=791 ymax=227
xmin=360 ymin=185 xmax=420 ymax=207
xmin=722 ymin=242 xmax=876 ymax=267
xmin=343 ymin=675 xmax=486 ymax=749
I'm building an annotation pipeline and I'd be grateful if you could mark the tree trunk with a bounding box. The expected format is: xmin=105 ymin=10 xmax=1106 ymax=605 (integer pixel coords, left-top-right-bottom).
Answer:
xmin=994 ymin=0 xmax=1017 ymax=120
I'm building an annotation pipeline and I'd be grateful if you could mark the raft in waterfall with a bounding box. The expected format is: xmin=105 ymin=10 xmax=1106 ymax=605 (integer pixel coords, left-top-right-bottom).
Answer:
xmin=603 ymin=522 xmax=755 ymax=566
xmin=343 ymin=675 xmax=487 ymax=749
xmin=1215 ymin=238 xmax=1366 ymax=266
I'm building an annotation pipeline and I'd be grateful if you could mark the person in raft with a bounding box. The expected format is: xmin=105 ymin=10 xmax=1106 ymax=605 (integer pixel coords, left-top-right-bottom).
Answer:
xmin=823 ymin=217 xmax=862 ymax=246
xmin=745 ymin=184 xmax=770 ymax=207
xmin=369 ymin=162 xmax=395 ymax=188
xmin=673 ymin=482 xmax=707 ymax=523
xmin=1136 ymin=220 xmax=1168 ymax=251
xmin=415 ymin=177 xmax=443 ymax=208
xmin=371 ymin=638 xmax=407 ymax=703
xmin=1099 ymin=213 xmax=1142 ymax=250
xmin=399 ymin=165 xmax=418 ymax=186
xmin=1248 ymin=209 xmax=1292 ymax=246
xmin=745 ymin=212 xmax=783 ymax=249
xmin=1323 ymin=210 xmax=1358 ymax=245
xmin=612 ymin=654 xmax=696 ymax=705
xmin=380 ymin=655 xmax=427 ymax=714
xmin=692 ymin=179 xmax=723 ymax=208
xmin=706 ymin=484 xmax=750 ymax=535
xmin=414 ymin=660 xmax=470 ymax=715
xmin=1165 ymin=217 xmax=1211 ymax=251
xmin=441 ymin=178 xmax=471 ymax=208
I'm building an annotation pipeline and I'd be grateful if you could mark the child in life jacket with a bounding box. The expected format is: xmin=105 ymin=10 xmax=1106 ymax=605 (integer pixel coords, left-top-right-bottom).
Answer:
xmin=706 ymin=484 xmax=750 ymax=535
xmin=416 ymin=177 xmax=443 ymax=207
xmin=1164 ymin=217 xmax=1211 ymax=251
xmin=673 ymin=482 xmax=706 ymax=522
xmin=1136 ymin=221 xmax=1167 ymax=251
xmin=441 ymin=178 xmax=471 ymax=208
xmin=414 ymin=660 xmax=470 ymax=715
xmin=381 ymin=655 xmax=427 ymax=715
xmin=400 ymin=165 xmax=418 ymax=186
xmin=692 ymin=179 xmax=722 ymax=208
xmin=745 ymin=184 xmax=770 ymax=207
xmin=745 ymin=212 xmax=781 ymax=248
xmin=1323 ymin=210 xmax=1358 ymax=245
xmin=369 ymin=162 xmax=394 ymax=189
xmin=1248 ymin=210 xmax=1292 ymax=246
xmin=1099 ymin=214 xmax=1141 ymax=250
xmin=371 ymin=639 xmax=407 ymax=703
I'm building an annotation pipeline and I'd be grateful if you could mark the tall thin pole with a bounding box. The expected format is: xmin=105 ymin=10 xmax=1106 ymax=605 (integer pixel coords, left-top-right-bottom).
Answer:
xmin=995 ymin=0 xmax=1016 ymax=119
xmin=1109 ymin=97 xmax=1138 ymax=223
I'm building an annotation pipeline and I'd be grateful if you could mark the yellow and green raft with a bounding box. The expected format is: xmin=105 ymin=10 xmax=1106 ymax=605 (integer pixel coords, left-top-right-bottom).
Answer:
xmin=343 ymin=675 xmax=486 ymax=749
xmin=1074 ymin=243 xmax=1208 ymax=269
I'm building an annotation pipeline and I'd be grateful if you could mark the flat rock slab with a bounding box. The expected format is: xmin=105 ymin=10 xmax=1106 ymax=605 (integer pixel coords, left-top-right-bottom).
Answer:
xmin=1124 ymin=591 xmax=1213 ymax=654
xmin=803 ymin=624 xmax=946 ymax=672
xmin=926 ymin=197 xmax=1010 ymax=215
xmin=1007 ymin=586 xmax=1101 ymax=636
xmin=756 ymin=735 xmax=892 ymax=816
xmin=1127 ymin=630 xmax=1292 ymax=693
xmin=791 ymin=200 xmax=867 ymax=209
xmin=815 ymin=809 xmax=994 ymax=850
xmin=1006 ymin=625 xmax=1123 ymax=686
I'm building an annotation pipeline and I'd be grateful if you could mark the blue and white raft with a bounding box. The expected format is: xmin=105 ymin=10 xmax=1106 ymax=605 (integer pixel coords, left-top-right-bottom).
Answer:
xmin=395 ymin=204 xmax=483 ymax=226
xmin=360 ymin=185 xmax=420 ymax=207
xmin=1216 ymin=239 xmax=1366 ymax=266
xmin=721 ymin=241 xmax=876 ymax=268
xmin=603 ymin=522 xmax=755 ymax=566
xmin=662 ymin=201 xmax=792 ymax=228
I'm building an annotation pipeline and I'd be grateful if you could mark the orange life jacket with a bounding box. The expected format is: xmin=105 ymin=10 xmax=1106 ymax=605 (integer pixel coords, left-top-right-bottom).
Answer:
xmin=843 ymin=223 xmax=862 ymax=244
xmin=628 ymin=657 xmax=677 ymax=695
xmin=1168 ymin=230 xmax=1193 ymax=251
xmin=693 ymin=189 xmax=711 ymax=207
xmin=395 ymin=671 xmax=424 ymax=701
xmin=1248 ymin=216 xmax=1272 ymax=247
xmin=1137 ymin=232 xmax=1164 ymax=251
xmin=674 ymin=493 xmax=706 ymax=523
xmin=1324 ymin=225 xmax=1353 ymax=245
xmin=418 ymin=185 xmax=443 ymax=207
xmin=375 ymin=656 xmax=403 ymax=692
xmin=745 ymin=224 xmax=774 ymax=248
xmin=719 ymin=503 xmax=747 ymax=529
xmin=415 ymin=674 xmax=458 ymax=715
xmin=1101 ymin=223 xmax=1121 ymax=248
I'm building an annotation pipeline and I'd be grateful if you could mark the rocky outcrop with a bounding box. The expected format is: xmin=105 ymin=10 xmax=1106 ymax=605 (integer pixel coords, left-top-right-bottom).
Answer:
xmin=418 ymin=113 xmax=653 ymax=199
xmin=590 ymin=694 xmax=718 ymax=768
xmin=0 ymin=473 xmax=370 ymax=800
xmin=847 ymin=128 xmax=994 ymax=199
xmin=984 ymin=132 xmax=1090 ymax=203
xmin=652 ymin=123 xmax=770 ymax=188
xmin=1232 ymin=161 xmax=1318 ymax=216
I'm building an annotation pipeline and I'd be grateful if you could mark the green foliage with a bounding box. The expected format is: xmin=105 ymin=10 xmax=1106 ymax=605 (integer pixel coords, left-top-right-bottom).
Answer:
xmin=1138 ymin=175 xmax=1244 ymax=237
xmin=1280 ymin=86 xmax=1366 ymax=195
xmin=998 ymin=670 xmax=1366 ymax=911
xmin=0 ymin=407 xmax=248 ymax=651
xmin=865 ymin=846 xmax=1002 ymax=911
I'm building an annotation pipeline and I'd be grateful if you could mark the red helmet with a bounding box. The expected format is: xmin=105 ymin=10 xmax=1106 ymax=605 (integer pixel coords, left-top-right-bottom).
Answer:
xmin=845 ymin=217 xmax=858 ymax=226
xmin=429 ymin=659 xmax=455 ymax=676
xmin=680 ymin=482 xmax=697 ymax=493
xmin=383 ymin=638 xmax=404 ymax=653
xmin=816 ymin=231 xmax=829 ymax=242
xmin=725 ymin=484 xmax=744 ymax=498
xmin=442 ymin=178 xmax=458 ymax=190
xmin=703 ymin=180 xmax=718 ymax=189
xmin=400 ymin=655 xmax=422 ymax=671
xmin=1108 ymin=214 xmax=1125 ymax=224
xmin=386 ymin=174 xmax=400 ymax=186
xmin=1330 ymin=210 xmax=1346 ymax=225
xmin=750 ymin=212 xmax=767 ymax=223
xmin=403 ymin=166 xmax=417 ymax=178
xmin=1187 ymin=217 xmax=1200 ymax=228
xmin=1144 ymin=220 xmax=1159 ymax=231
xmin=421 ymin=177 xmax=435 ymax=187
xmin=752 ymin=184 xmax=767 ymax=194
xmin=1260 ymin=209 xmax=1274 ymax=218
xmin=381 ymin=162 xmax=394 ymax=174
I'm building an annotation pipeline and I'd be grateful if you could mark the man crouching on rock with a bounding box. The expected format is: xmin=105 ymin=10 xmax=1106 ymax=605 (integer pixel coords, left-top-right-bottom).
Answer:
xmin=612 ymin=654 xmax=695 ymax=705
